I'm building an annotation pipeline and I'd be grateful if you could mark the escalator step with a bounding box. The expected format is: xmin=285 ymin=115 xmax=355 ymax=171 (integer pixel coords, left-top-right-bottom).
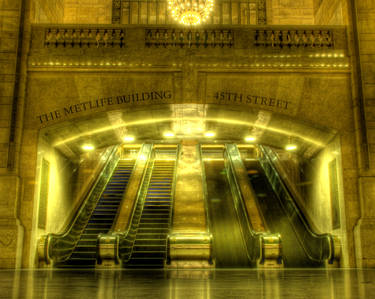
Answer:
xmin=136 ymin=233 xmax=168 ymax=239
xmin=86 ymin=223 xmax=113 ymax=228
xmin=74 ymin=244 xmax=97 ymax=250
xmin=142 ymin=207 xmax=170 ymax=211
xmin=141 ymin=213 xmax=169 ymax=217
xmin=89 ymin=217 xmax=116 ymax=222
xmin=139 ymin=218 xmax=169 ymax=223
xmin=135 ymin=239 xmax=166 ymax=246
xmin=77 ymin=240 xmax=97 ymax=246
xmin=95 ymin=204 xmax=120 ymax=208
xmin=70 ymin=251 xmax=97 ymax=259
xmin=144 ymin=202 xmax=171 ymax=206
xmin=83 ymin=229 xmax=109 ymax=234
xmin=125 ymin=257 xmax=165 ymax=266
xmin=62 ymin=258 xmax=97 ymax=266
xmin=138 ymin=224 xmax=169 ymax=229
xmin=90 ymin=211 xmax=117 ymax=216
xmin=133 ymin=245 xmax=166 ymax=251
xmin=131 ymin=252 xmax=165 ymax=258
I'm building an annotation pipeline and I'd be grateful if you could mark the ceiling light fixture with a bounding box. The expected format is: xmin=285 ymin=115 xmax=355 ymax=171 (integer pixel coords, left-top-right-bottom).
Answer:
xmin=163 ymin=131 xmax=175 ymax=138
xmin=204 ymin=131 xmax=215 ymax=138
xmin=245 ymin=136 xmax=256 ymax=142
xmin=168 ymin=0 xmax=214 ymax=25
xmin=82 ymin=144 xmax=95 ymax=151
xmin=123 ymin=135 xmax=135 ymax=142
xmin=285 ymin=144 xmax=297 ymax=151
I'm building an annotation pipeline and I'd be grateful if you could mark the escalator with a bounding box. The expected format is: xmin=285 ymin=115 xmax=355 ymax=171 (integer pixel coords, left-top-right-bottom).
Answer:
xmin=232 ymin=144 xmax=334 ymax=267
xmin=56 ymin=159 xmax=135 ymax=268
xmin=202 ymin=147 xmax=252 ymax=268
xmin=124 ymin=148 xmax=177 ymax=268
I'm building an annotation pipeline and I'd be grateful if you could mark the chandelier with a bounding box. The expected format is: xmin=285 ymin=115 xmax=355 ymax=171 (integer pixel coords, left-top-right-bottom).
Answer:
xmin=168 ymin=0 xmax=215 ymax=25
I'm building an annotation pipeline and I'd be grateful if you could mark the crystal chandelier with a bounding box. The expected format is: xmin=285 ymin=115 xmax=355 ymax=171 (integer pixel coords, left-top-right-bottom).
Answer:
xmin=168 ymin=0 xmax=214 ymax=25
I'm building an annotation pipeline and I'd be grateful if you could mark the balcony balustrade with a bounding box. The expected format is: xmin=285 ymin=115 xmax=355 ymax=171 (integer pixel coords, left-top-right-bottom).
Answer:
xmin=29 ymin=25 xmax=349 ymax=70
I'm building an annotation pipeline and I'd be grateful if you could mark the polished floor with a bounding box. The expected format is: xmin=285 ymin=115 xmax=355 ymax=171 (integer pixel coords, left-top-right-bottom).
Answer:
xmin=1 ymin=269 xmax=375 ymax=299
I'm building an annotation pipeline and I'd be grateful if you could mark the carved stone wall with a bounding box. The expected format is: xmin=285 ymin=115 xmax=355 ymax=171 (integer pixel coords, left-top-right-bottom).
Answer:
xmin=63 ymin=0 xmax=112 ymax=24
xmin=31 ymin=0 xmax=64 ymax=23
xmin=314 ymin=0 xmax=348 ymax=25
xmin=268 ymin=0 xmax=315 ymax=25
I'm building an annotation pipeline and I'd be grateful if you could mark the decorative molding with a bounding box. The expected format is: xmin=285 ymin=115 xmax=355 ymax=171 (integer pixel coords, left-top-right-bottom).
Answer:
xmin=0 ymin=232 xmax=14 ymax=248
xmin=257 ymin=0 xmax=266 ymax=25
xmin=112 ymin=0 xmax=122 ymax=24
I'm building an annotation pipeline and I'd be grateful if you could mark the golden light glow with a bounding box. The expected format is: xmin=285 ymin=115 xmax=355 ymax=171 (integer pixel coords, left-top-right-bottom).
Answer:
xmin=168 ymin=0 xmax=214 ymax=25
xmin=53 ymin=117 xmax=327 ymax=148
xmin=82 ymin=144 xmax=95 ymax=151
xmin=163 ymin=131 xmax=175 ymax=138
xmin=123 ymin=135 xmax=135 ymax=142
xmin=285 ymin=144 xmax=297 ymax=151
xmin=245 ymin=136 xmax=256 ymax=142
xmin=204 ymin=131 xmax=215 ymax=138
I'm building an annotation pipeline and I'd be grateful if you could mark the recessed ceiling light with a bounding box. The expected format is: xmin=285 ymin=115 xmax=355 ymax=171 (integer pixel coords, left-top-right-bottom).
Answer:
xmin=123 ymin=135 xmax=135 ymax=142
xmin=245 ymin=136 xmax=256 ymax=142
xmin=285 ymin=144 xmax=297 ymax=151
xmin=204 ymin=131 xmax=215 ymax=138
xmin=82 ymin=144 xmax=95 ymax=151
xmin=163 ymin=131 xmax=175 ymax=138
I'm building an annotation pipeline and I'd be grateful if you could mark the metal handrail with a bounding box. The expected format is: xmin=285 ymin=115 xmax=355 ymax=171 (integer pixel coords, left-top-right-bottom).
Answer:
xmin=168 ymin=145 xmax=180 ymax=235
xmin=111 ymin=144 xmax=150 ymax=230
xmin=165 ymin=145 xmax=180 ymax=264
xmin=258 ymin=145 xmax=335 ymax=263
xmin=224 ymin=146 xmax=263 ymax=264
xmin=198 ymin=144 xmax=212 ymax=235
xmin=118 ymin=144 xmax=154 ymax=262
xmin=44 ymin=145 xmax=120 ymax=263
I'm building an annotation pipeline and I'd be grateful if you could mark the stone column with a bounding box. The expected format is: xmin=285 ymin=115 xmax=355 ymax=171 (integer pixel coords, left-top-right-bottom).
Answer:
xmin=350 ymin=0 xmax=375 ymax=267
xmin=0 ymin=0 xmax=30 ymax=268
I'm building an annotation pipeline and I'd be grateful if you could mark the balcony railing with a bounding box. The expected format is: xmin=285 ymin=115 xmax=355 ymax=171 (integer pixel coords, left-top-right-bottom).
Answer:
xmin=34 ymin=25 xmax=346 ymax=50
xmin=44 ymin=28 xmax=126 ymax=48
xmin=29 ymin=25 xmax=349 ymax=70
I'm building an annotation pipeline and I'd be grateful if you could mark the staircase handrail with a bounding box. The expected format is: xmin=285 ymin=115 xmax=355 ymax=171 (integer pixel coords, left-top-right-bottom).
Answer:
xmin=39 ymin=145 xmax=120 ymax=264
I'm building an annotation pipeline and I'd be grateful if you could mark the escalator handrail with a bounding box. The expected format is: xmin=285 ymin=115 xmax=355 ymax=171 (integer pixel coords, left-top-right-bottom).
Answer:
xmin=117 ymin=144 xmax=154 ymax=262
xmin=111 ymin=144 xmax=152 ymax=230
xmin=168 ymin=145 xmax=180 ymax=235
xmin=198 ymin=144 xmax=212 ymax=235
xmin=120 ymin=146 xmax=179 ymax=263
xmin=224 ymin=146 xmax=263 ymax=263
xmin=258 ymin=145 xmax=334 ymax=262
xmin=260 ymin=145 xmax=323 ymax=233
xmin=45 ymin=145 xmax=120 ymax=262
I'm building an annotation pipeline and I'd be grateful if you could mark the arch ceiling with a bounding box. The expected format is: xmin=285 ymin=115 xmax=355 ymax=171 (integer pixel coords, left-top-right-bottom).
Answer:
xmin=40 ymin=104 xmax=337 ymax=160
